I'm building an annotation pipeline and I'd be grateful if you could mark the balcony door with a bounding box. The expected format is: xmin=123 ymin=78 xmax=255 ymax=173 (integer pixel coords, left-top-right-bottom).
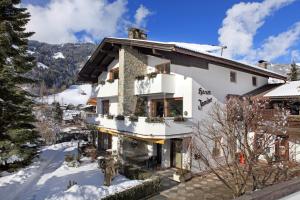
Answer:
xmin=151 ymin=99 xmax=164 ymax=117
xmin=102 ymin=100 xmax=109 ymax=115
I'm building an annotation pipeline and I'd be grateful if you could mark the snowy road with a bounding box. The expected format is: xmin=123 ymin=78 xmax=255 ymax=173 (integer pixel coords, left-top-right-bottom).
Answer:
xmin=0 ymin=142 xmax=142 ymax=200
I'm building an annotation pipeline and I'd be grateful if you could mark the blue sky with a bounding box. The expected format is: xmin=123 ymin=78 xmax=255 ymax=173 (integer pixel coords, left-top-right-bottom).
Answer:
xmin=23 ymin=0 xmax=300 ymax=64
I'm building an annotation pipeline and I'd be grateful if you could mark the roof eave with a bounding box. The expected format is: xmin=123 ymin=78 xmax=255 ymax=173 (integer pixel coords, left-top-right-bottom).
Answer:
xmin=174 ymin=46 xmax=287 ymax=80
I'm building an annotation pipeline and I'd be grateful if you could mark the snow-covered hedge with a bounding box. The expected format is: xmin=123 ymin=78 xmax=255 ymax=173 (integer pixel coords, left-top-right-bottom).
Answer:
xmin=102 ymin=176 xmax=160 ymax=200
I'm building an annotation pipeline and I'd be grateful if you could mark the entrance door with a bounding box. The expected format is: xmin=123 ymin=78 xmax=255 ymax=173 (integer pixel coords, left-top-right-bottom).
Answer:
xmin=156 ymin=144 xmax=162 ymax=166
xmin=171 ymin=139 xmax=183 ymax=168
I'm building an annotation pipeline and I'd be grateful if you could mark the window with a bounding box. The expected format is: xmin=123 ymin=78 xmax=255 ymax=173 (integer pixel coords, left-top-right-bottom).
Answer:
xmin=252 ymin=76 xmax=257 ymax=86
xmin=168 ymin=98 xmax=183 ymax=117
xmin=155 ymin=62 xmax=170 ymax=74
xmin=108 ymin=68 xmax=119 ymax=80
xmin=230 ymin=71 xmax=236 ymax=83
xmin=212 ymin=137 xmax=222 ymax=157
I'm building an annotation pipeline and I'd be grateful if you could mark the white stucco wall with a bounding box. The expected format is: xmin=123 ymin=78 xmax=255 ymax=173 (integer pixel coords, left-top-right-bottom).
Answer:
xmin=98 ymin=59 xmax=119 ymax=82
xmin=97 ymin=59 xmax=119 ymax=115
xmin=96 ymin=97 xmax=118 ymax=115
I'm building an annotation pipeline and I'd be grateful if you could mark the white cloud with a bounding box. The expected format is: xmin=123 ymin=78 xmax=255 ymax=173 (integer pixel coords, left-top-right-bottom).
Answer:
xmin=254 ymin=22 xmax=300 ymax=61
xmin=218 ymin=0 xmax=295 ymax=59
xmin=291 ymin=50 xmax=300 ymax=63
xmin=25 ymin=0 xmax=128 ymax=44
xmin=134 ymin=4 xmax=151 ymax=28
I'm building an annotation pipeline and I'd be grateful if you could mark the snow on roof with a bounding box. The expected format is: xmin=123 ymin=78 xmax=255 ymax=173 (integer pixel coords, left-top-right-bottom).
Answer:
xmin=264 ymin=81 xmax=300 ymax=97
xmin=106 ymin=37 xmax=285 ymax=79
xmin=167 ymin=42 xmax=222 ymax=54
xmin=37 ymin=62 xmax=48 ymax=69
xmin=53 ymin=52 xmax=65 ymax=59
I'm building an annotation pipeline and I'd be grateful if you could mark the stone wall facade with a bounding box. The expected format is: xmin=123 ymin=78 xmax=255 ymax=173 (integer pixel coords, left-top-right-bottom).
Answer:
xmin=118 ymin=46 xmax=147 ymax=115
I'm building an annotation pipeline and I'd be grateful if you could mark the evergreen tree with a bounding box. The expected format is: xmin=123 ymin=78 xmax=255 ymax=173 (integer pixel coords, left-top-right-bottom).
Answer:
xmin=0 ymin=0 xmax=38 ymax=168
xmin=289 ymin=61 xmax=298 ymax=81
xmin=52 ymin=102 xmax=63 ymax=123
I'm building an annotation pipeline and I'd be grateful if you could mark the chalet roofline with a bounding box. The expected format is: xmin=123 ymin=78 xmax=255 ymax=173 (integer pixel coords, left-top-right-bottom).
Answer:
xmin=78 ymin=37 xmax=287 ymax=83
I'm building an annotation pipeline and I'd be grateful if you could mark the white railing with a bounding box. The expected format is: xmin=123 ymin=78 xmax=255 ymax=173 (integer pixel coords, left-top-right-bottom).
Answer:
xmin=134 ymin=74 xmax=175 ymax=95
xmin=96 ymin=115 xmax=193 ymax=139
xmin=97 ymin=79 xmax=119 ymax=97
xmin=84 ymin=113 xmax=98 ymax=124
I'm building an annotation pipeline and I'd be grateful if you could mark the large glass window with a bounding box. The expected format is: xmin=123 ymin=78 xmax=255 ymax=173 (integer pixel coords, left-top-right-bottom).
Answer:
xmin=168 ymin=98 xmax=183 ymax=117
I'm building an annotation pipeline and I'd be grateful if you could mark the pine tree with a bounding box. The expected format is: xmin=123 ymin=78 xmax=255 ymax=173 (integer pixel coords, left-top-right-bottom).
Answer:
xmin=289 ymin=61 xmax=298 ymax=81
xmin=0 ymin=0 xmax=38 ymax=168
xmin=52 ymin=102 xmax=63 ymax=123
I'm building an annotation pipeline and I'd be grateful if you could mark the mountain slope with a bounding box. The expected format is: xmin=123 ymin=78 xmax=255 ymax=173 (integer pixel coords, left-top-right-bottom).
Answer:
xmin=27 ymin=40 xmax=96 ymax=94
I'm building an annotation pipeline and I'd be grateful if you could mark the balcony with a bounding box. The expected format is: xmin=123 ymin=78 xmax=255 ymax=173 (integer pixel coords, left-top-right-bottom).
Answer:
xmin=134 ymin=74 xmax=175 ymax=95
xmin=97 ymin=79 xmax=119 ymax=98
xmin=83 ymin=112 xmax=98 ymax=124
xmin=96 ymin=115 xmax=193 ymax=139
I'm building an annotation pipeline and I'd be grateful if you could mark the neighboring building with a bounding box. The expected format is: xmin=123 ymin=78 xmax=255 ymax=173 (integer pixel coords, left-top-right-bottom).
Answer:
xmin=78 ymin=28 xmax=286 ymax=172
xmin=262 ymin=81 xmax=300 ymax=162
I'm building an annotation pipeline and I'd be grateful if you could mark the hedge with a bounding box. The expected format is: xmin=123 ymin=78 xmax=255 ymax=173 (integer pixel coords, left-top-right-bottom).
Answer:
xmin=102 ymin=176 xmax=160 ymax=200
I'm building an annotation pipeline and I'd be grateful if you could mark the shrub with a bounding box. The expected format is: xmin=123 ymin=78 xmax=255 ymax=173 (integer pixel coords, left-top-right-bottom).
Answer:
xmin=129 ymin=115 xmax=138 ymax=122
xmin=107 ymin=79 xmax=114 ymax=83
xmin=64 ymin=154 xmax=75 ymax=162
xmin=173 ymin=116 xmax=185 ymax=122
xmin=115 ymin=115 xmax=125 ymax=120
xmin=135 ymin=75 xmax=145 ymax=80
xmin=146 ymin=72 xmax=158 ymax=79
xmin=102 ymin=176 xmax=160 ymax=200
xmin=106 ymin=115 xmax=114 ymax=119
xmin=99 ymin=80 xmax=106 ymax=85
xmin=145 ymin=117 xmax=164 ymax=123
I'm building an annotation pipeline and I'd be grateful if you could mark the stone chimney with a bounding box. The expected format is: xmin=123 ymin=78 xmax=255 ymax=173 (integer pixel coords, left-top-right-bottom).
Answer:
xmin=257 ymin=60 xmax=269 ymax=69
xmin=128 ymin=27 xmax=147 ymax=40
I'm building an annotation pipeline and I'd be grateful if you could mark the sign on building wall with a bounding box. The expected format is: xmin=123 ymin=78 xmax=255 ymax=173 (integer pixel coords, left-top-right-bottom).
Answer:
xmin=198 ymin=87 xmax=212 ymax=110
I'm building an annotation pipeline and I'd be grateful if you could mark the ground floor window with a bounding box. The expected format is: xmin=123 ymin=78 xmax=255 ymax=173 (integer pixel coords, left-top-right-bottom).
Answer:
xmin=98 ymin=132 xmax=112 ymax=151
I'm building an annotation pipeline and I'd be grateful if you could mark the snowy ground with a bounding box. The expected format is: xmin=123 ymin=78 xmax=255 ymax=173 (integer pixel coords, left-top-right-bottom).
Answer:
xmin=38 ymin=84 xmax=92 ymax=106
xmin=0 ymin=142 xmax=142 ymax=200
xmin=280 ymin=191 xmax=300 ymax=200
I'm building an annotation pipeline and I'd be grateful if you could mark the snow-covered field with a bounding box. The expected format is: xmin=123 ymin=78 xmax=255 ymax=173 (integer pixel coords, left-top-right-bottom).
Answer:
xmin=0 ymin=142 xmax=142 ymax=200
xmin=39 ymin=84 xmax=92 ymax=106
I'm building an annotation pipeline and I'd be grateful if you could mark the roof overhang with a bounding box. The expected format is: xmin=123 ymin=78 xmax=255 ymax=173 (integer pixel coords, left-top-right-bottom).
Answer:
xmin=78 ymin=38 xmax=287 ymax=83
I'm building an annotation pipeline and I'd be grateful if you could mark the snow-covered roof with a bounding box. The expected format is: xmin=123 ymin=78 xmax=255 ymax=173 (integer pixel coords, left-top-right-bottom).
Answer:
xmin=264 ymin=81 xmax=300 ymax=98
xmin=106 ymin=37 xmax=286 ymax=79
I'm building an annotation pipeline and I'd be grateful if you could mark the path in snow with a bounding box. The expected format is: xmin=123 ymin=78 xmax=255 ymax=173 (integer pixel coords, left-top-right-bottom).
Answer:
xmin=0 ymin=142 xmax=142 ymax=200
xmin=0 ymin=142 xmax=77 ymax=200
